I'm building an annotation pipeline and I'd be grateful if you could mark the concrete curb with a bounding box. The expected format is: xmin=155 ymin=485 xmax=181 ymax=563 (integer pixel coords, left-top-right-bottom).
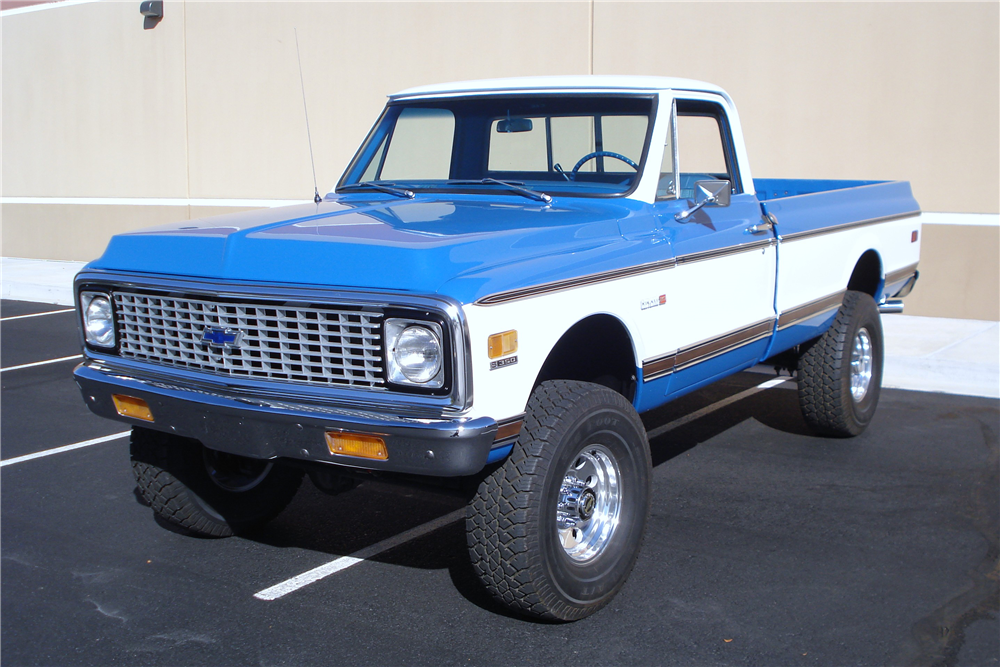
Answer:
xmin=2 ymin=257 xmax=85 ymax=306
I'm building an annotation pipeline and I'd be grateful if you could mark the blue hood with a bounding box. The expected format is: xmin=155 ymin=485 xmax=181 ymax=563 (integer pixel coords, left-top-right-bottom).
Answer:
xmin=91 ymin=194 xmax=659 ymax=304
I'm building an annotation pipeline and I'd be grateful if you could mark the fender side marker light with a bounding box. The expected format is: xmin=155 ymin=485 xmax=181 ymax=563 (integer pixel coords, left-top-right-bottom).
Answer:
xmin=488 ymin=330 xmax=518 ymax=359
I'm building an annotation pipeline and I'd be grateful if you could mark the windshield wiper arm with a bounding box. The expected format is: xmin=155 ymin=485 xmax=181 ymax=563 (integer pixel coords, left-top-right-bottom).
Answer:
xmin=480 ymin=178 xmax=552 ymax=203
xmin=339 ymin=181 xmax=415 ymax=199
xmin=449 ymin=178 xmax=551 ymax=204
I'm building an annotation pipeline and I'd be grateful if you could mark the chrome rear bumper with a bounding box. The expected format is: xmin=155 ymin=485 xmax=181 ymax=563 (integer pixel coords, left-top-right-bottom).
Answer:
xmin=880 ymin=269 xmax=919 ymax=313
xmin=878 ymin=299 xmax=905 ymax=314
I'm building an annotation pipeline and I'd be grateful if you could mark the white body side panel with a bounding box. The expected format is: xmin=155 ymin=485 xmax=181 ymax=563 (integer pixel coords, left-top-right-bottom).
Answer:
xmin=461 ymin=243 xmax=777 ymax=422
xmin=659 ymin=246 xmax=776 ymax=355
xmin=776 ymin=215 xmax=922 ymax=315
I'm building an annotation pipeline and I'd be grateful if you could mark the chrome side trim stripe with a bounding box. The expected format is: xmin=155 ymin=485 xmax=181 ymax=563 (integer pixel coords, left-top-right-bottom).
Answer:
xmin=777 ymin=290 xmax=845 ymax=330
xmin=642 ymin=355 xmax=676 ymax=381
xmin=779 ymin=211 xmax=921 ymax=243
xmin=493 ymin=416 xmax=525 ymax=443
xmin=476 ymin=238 xmax=775 ymax=306
xmin=642 ymin=318 xmax=775 ymax=382
xmin=884 ymin=262 xmax=919 ymax=287
xmin=676 ymin=238 xmax=775 ymax=266
xmin=675 ymin=319 xmax=774 ymax=371
xmin=478 ymin=211 xmax=917 ymax=305
xmin=476 ymin=258 xmax=676 ymax=306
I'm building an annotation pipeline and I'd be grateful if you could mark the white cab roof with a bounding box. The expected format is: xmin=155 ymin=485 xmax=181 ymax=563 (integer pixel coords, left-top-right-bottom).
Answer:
xmin=389 ymin=75 xmax=731 ymax=101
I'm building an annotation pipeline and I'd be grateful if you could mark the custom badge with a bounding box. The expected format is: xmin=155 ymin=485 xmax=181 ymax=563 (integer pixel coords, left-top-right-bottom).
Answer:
xmin=201 ymin=327 xmax=244 ymax=349
xmin=490 ymin=355 xmax=518 ymax=371
xmin=640 ymin=294 xmax=667 ymax=311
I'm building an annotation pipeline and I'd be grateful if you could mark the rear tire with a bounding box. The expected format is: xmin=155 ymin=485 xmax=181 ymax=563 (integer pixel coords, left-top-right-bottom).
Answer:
xmin=466 ymin=380 xmax=651 ymax=621
xmin=131 ymin=427 xmax=303 ymax=537
xmin=797 ymin=290 xmax=884 ymax=437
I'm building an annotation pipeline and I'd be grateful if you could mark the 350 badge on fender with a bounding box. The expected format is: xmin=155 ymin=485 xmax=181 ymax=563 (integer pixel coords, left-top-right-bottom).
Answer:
xmin=490 ymin=355 xmax=518 ymax=371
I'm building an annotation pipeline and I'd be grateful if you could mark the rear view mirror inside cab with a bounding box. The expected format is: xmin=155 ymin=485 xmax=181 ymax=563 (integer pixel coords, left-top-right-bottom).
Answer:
xmin=496 ymin=118 xmax=533 ymax=133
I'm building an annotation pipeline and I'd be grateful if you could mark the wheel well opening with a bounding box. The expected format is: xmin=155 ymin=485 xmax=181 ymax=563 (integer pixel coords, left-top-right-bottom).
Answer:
xmin=534 ymin=315 xmax=637 ymax=401
xmin=847 ymin=250 xmax=882 ymax=298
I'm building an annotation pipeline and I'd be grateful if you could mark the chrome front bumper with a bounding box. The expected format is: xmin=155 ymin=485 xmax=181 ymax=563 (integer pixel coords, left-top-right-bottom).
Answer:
xmin=74 ymin=361 xmax=499 ymax=477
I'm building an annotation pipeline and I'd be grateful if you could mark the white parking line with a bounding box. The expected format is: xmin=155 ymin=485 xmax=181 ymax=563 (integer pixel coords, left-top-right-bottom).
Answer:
xmin=1 ymin=308 xmax=75 ymax=322
xmin=254 ymin=508 xmax=466 ymax=601
xmin=0 ymin=354 xmax=83 ymax=373
xmin=254 ymin=376 xmax=793 ymax=601
xmin=0 ymin=432 xmax=130 ymax=468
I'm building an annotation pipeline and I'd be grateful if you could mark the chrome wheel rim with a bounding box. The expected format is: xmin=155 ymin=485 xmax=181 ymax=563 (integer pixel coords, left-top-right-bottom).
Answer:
xmin=850 ymin=327 xmax=874 ymax=402
xmin=556 ymin=443 xmax=622 ymax=562
xmin=203 ymin=449 xmax=273 ymax=492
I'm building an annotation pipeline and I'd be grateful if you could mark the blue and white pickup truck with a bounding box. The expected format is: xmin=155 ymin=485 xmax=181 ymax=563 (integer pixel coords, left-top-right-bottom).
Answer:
xmin=75 ymin=76 xmax=921 ymax=621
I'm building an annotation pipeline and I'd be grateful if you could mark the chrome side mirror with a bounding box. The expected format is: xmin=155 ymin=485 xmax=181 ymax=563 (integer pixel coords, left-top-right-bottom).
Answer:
xmin=695 ymin=180 xmax=731 ymax=207
xmin=675 ymin=180 xmax=732 ymax=221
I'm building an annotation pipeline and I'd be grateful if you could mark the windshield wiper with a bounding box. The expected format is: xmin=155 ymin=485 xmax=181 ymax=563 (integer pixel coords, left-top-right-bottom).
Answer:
xmin=339 ymin=181 xmax=415 ymax=199
xmin=449 ymin=178 xmax=552 ymax=204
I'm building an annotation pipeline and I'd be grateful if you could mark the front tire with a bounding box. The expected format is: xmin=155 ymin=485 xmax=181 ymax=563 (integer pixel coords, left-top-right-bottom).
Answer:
xmin=131 ymin=427 xmax=303 ymax=537
xmin=467 ymin=380 xmax=651 ymax=621
xmin=797 ymin=290 xmax=884 ymax=437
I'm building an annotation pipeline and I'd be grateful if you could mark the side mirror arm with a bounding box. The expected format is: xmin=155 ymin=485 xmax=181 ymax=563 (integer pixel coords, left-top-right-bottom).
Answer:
xmin=675 ymin=195 xmax=717 ymax=221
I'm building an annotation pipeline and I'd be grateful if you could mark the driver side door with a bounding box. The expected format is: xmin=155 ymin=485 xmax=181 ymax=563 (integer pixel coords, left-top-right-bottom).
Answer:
xmin=645 ymin=97 xmax=777 ymax=398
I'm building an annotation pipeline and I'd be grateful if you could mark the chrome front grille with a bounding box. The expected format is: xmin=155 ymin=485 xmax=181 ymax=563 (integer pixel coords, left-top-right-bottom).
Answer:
xmin=114 ymin=292 xmax=384 ymax=388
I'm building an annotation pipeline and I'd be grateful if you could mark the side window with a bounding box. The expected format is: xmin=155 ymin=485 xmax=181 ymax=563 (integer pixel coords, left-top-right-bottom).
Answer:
xmin=657 ymin=121 xmax=675 ymax=198
xmin=379 ymin=108 xmax=455 ymax=180
xmin=678 ymin=114 xmax=729 ymax=191
xmin=658 ymin=101 xmax=736 ymax=200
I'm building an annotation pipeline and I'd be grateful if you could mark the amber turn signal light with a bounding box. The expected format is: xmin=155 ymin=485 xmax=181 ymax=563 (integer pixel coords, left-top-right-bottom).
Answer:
xmin=325 ymin=431 xmax=388 ymax=460
xmin=488 ymin=330 xmax=518 ymax=359
xmin=112 ymin=394 xmax=154 ymax=422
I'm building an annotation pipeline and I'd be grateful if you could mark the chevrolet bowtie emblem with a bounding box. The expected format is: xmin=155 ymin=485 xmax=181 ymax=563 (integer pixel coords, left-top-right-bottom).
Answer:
xmin=201 ymin=327 xmax=244 ymax=349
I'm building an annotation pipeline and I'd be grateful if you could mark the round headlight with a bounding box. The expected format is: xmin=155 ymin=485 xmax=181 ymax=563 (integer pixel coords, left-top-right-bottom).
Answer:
xmin=392 ymin=325 xmax=442 ymax=384
xmin=84 ymin=295 xmax=115 ymax=347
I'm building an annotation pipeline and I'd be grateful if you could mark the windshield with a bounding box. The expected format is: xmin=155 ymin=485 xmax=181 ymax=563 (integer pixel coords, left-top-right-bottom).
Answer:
xmin=338 ymin=95 xmax=655 ymax=198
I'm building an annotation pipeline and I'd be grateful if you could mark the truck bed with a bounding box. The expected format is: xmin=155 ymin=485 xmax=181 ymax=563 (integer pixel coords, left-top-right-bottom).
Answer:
xmin=754 ymin=178 xmax=887 ymax=201
xmin=752 ymin=178 xmax=920 ymax=241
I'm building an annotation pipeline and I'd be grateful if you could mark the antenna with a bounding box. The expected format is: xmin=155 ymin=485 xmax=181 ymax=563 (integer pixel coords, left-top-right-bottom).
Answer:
xmin=294 ymin=28 xmax=322 ymax=204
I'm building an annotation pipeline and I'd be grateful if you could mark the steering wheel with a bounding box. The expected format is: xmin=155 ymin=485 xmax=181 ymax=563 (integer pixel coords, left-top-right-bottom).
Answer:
xmin=571 ymin=151 xmax=639 ymax=179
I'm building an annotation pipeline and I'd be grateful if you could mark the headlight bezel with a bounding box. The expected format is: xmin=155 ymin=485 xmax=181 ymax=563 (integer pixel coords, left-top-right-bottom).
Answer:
xmin=383 ymin=313 xmax=451 ymax=394
xmin=79 ymin=290 xmax=118 ymax=351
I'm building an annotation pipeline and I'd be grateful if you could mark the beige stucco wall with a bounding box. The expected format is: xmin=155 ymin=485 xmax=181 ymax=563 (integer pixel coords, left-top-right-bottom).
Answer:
xmin=1 ymin=1 xmax=189 ymax=197
xmin=903 ymin=224 xmax=1000 ymax=321
xmin=595 ymin=1 xmax=999 ymax=215
xmin=1 ymin=1 xmax=591 ymax=202
xmin=1 ymin=1 xmax=997 ymax=319
xmin=182 ymin=1 xmax=591 ymax=199
xmin=0 ymin=204 xmax=261 ymax=261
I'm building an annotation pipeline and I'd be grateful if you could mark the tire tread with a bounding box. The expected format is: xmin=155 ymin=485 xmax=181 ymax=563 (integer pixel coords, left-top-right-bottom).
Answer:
xmin=131 ymin=428 xmax=301 ymax=537
xmin=467 ymin=380 xmax=648 ymax=621
xmin=797 ymin=290 xmax=882 ymax=437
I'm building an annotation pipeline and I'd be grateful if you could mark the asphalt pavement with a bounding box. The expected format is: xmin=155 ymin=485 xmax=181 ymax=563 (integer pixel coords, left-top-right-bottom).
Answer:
xmin=2 ymin=298 xmax=997 ymax=666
